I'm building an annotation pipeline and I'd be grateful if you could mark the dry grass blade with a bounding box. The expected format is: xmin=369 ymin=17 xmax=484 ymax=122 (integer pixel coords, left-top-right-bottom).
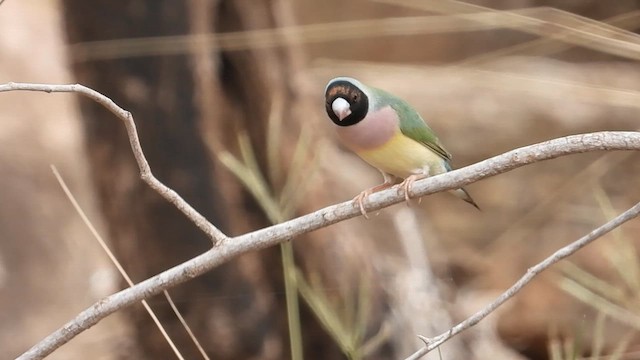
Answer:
xmin=548 ymin=328 xmax=563 ymax=360
xmin=218 ymin=124 xmax=311 ymax=359
xmin=68 ymin=4 xmax=640 ymax=62
xmin=164 ymin=290 xmax=210 ymax=360
xmin=558 ymin=277 xmax=640 ymax=330
xmin=218 ymin=130 xmax=290 ymax=224
xmin=530 ymin=7 xmax=640 ymax=44
xmin=607 ymin=334 xmax=635 ymax=360
xmin=66 ymin=14 xmax=513 ymax=61
xmin=278 ymin=129 xmax=318 ymax=218
xmin=488 ymin=152 xmax=633 ymax=255
xmin=266 ymin=93 xmax=285 ymax=187
xmin=594 ymin=187 xmax=640 ymax=294
xmin=457 ymin=10 xmax=640 ymax=66
xmin=373 ymin=0 xmax=640 ymax=61
xmin=560 ymin=262 xmax=627 ymax=305
xmin=591 ymin=312 xmax=606 ymax=360
xmin=555 ymin=188 xmax=640 ymax=358
xmin=296 ymin=272 xmax=371 ymax=359
xmin=50 ymin=166 xmax=190 ymax=360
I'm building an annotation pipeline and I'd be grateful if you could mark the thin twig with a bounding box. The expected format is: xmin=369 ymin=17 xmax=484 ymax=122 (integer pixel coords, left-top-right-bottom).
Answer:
xmin=0 ymin=82 xmax=228 ymax=245
xmin=404 ymin=201 xmax=640 ymax=360
xmin=2 ymin=83 xmax=639 ymax=360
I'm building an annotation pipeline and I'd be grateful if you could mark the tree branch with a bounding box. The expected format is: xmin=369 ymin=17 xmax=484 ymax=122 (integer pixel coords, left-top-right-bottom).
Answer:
xmin=0 ymin=82 xmax=228 ymax=245
xmin=2 ymin=82 xmax=639 ymax=360
xmin=405 ymin=201 xmax=640 ymax=360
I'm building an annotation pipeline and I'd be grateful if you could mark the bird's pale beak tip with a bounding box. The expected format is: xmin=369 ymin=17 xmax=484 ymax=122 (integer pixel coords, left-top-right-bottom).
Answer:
xmin=331 ymin=97 xmax=351 ymax=121
xmin=337 ymin=109 xmax=352 ymax=121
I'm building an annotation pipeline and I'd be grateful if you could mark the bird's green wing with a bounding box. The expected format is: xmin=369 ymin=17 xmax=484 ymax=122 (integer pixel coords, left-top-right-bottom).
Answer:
xmin=382 ymin=92 xmax=452 ymax=161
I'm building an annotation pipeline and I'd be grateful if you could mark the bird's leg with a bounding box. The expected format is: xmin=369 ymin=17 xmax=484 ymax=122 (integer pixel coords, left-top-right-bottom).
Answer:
xmin=399 ymin=174 xmax=429 ymax=204
xmin=354 ymin=172 xmax=397 ymax=218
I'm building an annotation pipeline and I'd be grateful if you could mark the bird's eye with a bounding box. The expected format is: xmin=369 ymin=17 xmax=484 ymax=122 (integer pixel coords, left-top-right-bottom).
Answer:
xmin=353 ymin=94 xmax=358 ymax=101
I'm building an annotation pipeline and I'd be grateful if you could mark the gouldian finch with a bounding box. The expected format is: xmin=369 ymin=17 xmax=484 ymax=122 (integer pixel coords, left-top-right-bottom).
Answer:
xmin=324 ymin=77 xmax=479 ymax=216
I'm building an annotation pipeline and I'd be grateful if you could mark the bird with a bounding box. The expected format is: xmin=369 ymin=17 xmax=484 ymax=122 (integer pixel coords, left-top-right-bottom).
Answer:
xmin=324 ymin=76 xmax=479 ymax=216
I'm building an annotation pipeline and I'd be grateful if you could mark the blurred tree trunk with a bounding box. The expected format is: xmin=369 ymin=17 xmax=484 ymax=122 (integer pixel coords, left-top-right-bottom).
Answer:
xmin=60 ymin=0 xmax=346 ymax=359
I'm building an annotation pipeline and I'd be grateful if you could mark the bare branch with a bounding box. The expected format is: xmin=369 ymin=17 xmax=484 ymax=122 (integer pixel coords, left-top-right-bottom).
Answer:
xmin=2 ymin=82 xmax=639 ymax=359
xmin=0 ymin=82 xmax=228 ymax=244
xmin=404 ymin=201 xmax=640 ymax=360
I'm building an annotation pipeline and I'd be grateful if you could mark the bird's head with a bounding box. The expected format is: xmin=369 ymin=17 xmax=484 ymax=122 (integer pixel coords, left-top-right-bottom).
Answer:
xmin=324 ymin=77 xmax=369 ymax=126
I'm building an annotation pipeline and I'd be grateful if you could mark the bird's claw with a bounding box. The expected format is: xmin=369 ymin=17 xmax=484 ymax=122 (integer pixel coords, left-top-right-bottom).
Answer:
xmin=353 ymin=182 xmax=395 ymax=219
xmin=399 ymin=175 xmax=426 ymax=206
xmin=402 ymin=178 xmax=413 ymax=203
xmin=353 ymin=191 xmax=371 ymax=219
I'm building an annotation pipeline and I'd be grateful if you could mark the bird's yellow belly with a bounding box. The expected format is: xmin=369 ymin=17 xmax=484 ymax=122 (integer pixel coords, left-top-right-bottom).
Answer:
xmin=356 ymin=132 xmax=445 ymax=179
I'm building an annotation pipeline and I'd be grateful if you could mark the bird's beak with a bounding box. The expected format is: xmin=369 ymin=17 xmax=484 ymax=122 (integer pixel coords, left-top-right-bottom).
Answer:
xmin=331 ymin=97 xmax=351 ymax=121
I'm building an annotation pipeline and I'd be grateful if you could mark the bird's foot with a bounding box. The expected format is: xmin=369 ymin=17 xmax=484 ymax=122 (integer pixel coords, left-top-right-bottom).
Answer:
xmin=353 ymin=191 xmax=372 ymax=219
xmin=399 ymin=174 xmax=428 ymax=205
xmin=353 ymin=182 xmax=394 ymax=218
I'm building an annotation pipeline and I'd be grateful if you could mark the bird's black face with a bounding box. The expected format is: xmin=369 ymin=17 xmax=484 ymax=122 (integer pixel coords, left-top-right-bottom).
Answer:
xmin=324 ymin=80 xmax=369 ymax=127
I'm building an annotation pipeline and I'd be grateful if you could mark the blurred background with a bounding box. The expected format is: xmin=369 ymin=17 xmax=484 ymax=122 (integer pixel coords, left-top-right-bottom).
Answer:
xmin=2 ymin=0 xmax=640 ymax=359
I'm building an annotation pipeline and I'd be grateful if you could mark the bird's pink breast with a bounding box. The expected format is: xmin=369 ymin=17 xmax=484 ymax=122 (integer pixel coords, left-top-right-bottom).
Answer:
xmin=336 ymin=106 xmax=399 ymax=151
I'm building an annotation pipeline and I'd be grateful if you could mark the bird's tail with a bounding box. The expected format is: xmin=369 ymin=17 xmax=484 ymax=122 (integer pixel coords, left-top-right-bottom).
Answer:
xmin=451 ymin=188 xmax=480 ymax=210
